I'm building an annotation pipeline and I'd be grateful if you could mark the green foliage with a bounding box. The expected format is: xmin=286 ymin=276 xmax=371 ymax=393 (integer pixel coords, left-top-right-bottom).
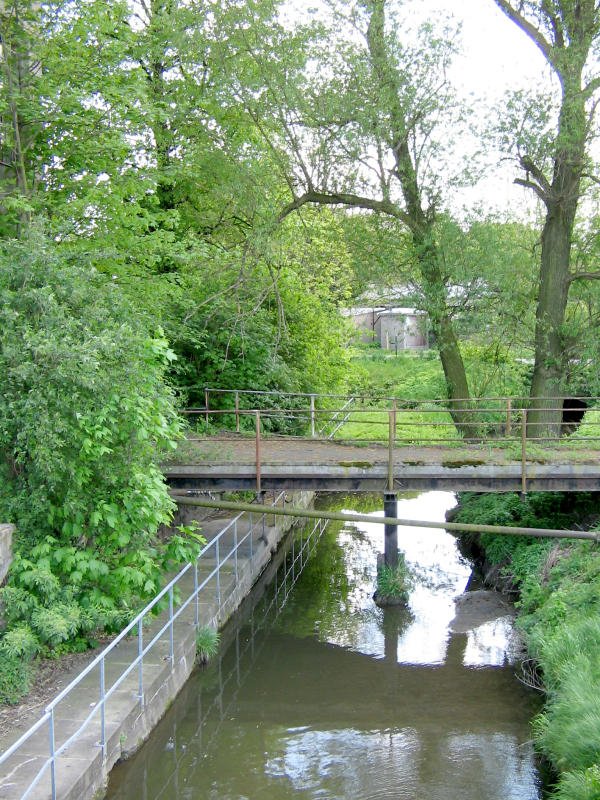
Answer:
xmin=196 ymin=626 xmax=220 ymax=664
xmin=0 ymin=651 xmax=33 ymax=705
xmin=554 ymin=765 xmax=600 ymax=800
xmin=452 ymin=491 xmax=600 ymax=798
xmin=0 ymin=233 xmax=190 ymax=667
xmin=375 ymin=555 xmax=412 ymax=603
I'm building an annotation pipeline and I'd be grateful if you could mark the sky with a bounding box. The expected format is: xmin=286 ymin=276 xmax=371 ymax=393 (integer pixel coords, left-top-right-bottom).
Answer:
xmin=408 ymin=0 xmax=554 ymax=218
xmin=286 ymin=0 xmax=559 ymax=220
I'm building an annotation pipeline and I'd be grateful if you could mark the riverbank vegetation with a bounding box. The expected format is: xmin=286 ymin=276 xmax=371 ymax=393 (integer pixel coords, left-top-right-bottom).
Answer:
xmin=0 ymin=6 xmax=599 ymax=787
xmin=451 ymin=492 xmax=600 ymax=799
xmin=374 ymin=557 xmax=412 ymax=606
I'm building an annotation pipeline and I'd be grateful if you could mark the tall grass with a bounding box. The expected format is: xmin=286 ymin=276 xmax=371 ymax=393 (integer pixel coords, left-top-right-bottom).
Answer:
xmin=454 ymin=491 xmax=600 ymax=800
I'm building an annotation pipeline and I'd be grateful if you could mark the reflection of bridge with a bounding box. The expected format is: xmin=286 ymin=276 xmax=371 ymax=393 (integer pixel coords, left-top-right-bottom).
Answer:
xmin=166 ymin=389 xmax=600 ymax=493
xmin=108 ymin=546 xmax=538 ymax=800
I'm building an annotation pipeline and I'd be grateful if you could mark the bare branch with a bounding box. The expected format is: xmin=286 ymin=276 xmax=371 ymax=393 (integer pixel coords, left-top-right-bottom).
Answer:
xmin=278 ymin=189 xmax=410 ymax=226
xmin=568 ymin=271 xmax=600 ymax=283
xmin=493 ymin=0 xmax=556 ymax=69
xmin=584 ymin=75 xmax=600 ymax=100
xmin=514 ymin=177 xmax=550 ymax=205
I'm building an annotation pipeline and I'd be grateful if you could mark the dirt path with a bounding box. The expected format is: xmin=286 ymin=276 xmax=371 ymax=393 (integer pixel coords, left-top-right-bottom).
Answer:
xmin=170 ymin=433 xmax=600 ymax=466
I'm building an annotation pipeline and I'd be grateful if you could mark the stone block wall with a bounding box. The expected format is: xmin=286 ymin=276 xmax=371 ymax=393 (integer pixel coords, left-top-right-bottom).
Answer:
xmin=0 ymin=523 xmax=14 ymax=585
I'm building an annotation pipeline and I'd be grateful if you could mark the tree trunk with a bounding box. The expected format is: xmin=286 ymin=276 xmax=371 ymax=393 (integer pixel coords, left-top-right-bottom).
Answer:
xmin=416 ymin=235 xmax=478 ymax=438
xmin=366 ymin=0 xmax=476 ymax=438
xmin=528 ymin=73 xmax=586 ymax=438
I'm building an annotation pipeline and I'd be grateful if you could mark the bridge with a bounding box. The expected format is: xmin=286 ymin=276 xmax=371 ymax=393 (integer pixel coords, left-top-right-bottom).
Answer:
xmin=165 ymin=389 xmax=600 ymax=494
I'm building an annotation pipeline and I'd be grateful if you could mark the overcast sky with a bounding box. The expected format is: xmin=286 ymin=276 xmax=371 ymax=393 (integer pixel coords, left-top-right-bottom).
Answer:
xmin=407 ymin=0 xmax=555 ymax=218
xmin=424 ymin=0 xmax=551 ymax=100
xmin=287 ymin=0 xmax=558 ymax=219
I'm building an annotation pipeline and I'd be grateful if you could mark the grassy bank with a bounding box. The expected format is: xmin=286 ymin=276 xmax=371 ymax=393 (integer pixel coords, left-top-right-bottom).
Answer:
xmin=452 ymin=492 xmax=600 ymax=800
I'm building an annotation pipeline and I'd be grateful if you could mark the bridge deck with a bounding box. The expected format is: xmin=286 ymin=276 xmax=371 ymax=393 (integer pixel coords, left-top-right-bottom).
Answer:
xmin=165 ymin=435 xmax=600 ymax=493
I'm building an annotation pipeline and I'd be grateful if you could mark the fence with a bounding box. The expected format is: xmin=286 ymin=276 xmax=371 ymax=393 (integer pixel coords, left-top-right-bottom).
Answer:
xmin=138 ymin=512 xmax=328 ymax=800
xmin=191 ymin=388 xmax=600 ymax=446
xmin=0 ymin=491 xmax=314 ymax=800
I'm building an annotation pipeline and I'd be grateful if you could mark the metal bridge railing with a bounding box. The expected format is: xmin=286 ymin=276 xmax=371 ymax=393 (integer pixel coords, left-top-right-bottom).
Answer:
xmin=0 ymin=492 xmax=291 ymax=800
xmin=179 ymin=390 xmax=600 ymax=496
xmin=188 ymin=388 xmax=600 ymax=447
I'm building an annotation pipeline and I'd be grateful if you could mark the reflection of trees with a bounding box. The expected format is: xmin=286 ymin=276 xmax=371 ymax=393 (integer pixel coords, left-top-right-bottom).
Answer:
xmin=316 ymin=492 xmax=419 ymax=514
xmin=274 ymin=519 xmax=352 ymax=639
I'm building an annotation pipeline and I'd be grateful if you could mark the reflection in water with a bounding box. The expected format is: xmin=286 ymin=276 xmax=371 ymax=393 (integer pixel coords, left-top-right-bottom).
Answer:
xmin=106 ymin=491 xmax=541 ymax=800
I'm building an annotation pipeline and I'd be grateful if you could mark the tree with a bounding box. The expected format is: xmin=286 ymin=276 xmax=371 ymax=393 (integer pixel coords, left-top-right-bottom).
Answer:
xmin=0 ymin=232 xmax=190 ymax=657
xmin=494 ymin=0 xmax=600 ymax=436
xmin=0 ymin=0 xmax=41 ymax=234
xmin=241 ymin=0 xmax=481 ymax=435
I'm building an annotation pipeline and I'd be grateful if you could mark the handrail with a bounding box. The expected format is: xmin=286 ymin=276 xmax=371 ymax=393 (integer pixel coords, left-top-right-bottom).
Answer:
xmin=0 ymin=491 xmax=289 ymax=800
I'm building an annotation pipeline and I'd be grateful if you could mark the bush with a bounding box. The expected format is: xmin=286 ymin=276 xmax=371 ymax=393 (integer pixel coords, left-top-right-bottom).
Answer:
xmin=0 ymin=232 xmax=198 ymax=671
xmin=375 ymin=554 xmax=412 ymax=604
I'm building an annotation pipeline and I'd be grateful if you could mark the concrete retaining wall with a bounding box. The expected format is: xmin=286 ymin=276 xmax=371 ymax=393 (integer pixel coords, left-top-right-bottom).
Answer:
xmin=0 ymin=494 xmax=314 ymax=800
xmin=0 ymin=524 xmax=14 ymax=585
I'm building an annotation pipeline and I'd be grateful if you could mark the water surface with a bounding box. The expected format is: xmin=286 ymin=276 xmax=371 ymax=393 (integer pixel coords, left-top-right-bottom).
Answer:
xmin=106 ymin=491 xmax=541 ymax=800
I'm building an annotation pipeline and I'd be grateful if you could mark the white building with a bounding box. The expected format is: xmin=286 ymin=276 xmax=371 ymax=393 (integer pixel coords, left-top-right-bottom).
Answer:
xmin=344 ymin=306 xmax=428 ymax=350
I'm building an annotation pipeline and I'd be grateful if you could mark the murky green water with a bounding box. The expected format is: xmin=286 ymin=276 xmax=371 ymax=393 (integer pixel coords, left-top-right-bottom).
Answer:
xmin=106 ymin=491 xmax=542 ymax=800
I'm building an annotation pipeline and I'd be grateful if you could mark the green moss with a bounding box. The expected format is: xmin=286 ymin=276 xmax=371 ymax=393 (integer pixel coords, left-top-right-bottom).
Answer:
xmin=441 ymin=458 xmax=486 ymax=468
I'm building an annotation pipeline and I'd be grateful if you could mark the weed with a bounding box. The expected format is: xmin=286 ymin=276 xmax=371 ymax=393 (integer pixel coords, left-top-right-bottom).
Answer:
xmin=0 ymin=651 xmax=33 ymax=705
xmin=374 ymin=554 xmax=412 ymax=606
xmin=196 ymin=626 xmax=220 ymax=665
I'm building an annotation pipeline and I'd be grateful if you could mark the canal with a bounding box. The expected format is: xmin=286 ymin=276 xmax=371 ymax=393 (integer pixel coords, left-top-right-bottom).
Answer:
xmin=106 ymin=491 xmax=542 ymax=800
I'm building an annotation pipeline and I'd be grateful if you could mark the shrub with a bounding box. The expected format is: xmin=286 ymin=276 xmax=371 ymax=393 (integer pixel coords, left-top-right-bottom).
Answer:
xmin=196 ymin=626 xmax=220 ymax=664
xmin=0 ymin=232 xmax=198 ymax=673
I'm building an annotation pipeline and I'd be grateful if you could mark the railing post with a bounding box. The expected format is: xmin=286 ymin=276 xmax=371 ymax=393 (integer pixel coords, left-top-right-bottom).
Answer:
xmin=169 ymin=586 xmax=174 ymax=668
xmin=521 ymin=408 xmax=528 ymax=495
xmin=100 ymin=657 xmax=106 ymax=755
xmin=235 ymin=391 xmax=240 ymax=433
xmin=255 ymin=411 xmax=261 ymax=494
xmin=506 ymin=398 xmax=512 ymax=437
xmin=49 ymin=708 xmax=57 ymax=800
xmin=204 ymin=388 xmax=209 ymax=428
xmin=387 ymin=404 xmax=396 ymax=492
xmin=137 ymin=618 xmax=144 ymax=704
xmin=310 ymin=394 xmax=316 ymax=438
xmin=215 ymin=538 xmax=221 ymax=607
xmin=193 ymin=561 xmax=199 ymax=630
xmin=234 ymin=518 xmax=238 ymax=582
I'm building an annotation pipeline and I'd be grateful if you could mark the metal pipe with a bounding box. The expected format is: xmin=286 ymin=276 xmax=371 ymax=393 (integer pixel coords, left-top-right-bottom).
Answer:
xmin=521 ymin=409 xmax=528 ymax=494
xmin=173 ymin=497 xmax=600 ymax=542
xmin=255 ymin=410 xmax=261 ymax=494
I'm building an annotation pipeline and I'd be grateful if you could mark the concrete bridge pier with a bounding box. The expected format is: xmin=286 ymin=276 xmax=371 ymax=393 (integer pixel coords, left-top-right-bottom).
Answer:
xmin=383 ymin=492 xmax=398 ymax=568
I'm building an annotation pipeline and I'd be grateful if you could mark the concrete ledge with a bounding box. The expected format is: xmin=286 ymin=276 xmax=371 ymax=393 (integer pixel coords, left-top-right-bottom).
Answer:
xmin=0 ymin=524 xmax=14 ymax=586
xmin=166 ymin=463 xmax=600 ymax=492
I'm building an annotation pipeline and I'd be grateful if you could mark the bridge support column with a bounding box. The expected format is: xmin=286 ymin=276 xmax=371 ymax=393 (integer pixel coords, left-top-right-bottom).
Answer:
xmin=383 ymin=492 xmax=398 ymax=568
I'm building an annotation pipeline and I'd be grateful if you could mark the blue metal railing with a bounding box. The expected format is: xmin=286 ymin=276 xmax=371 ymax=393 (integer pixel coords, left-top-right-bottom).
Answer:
xmin=0 ymin=492 xmax=290 ymax=800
